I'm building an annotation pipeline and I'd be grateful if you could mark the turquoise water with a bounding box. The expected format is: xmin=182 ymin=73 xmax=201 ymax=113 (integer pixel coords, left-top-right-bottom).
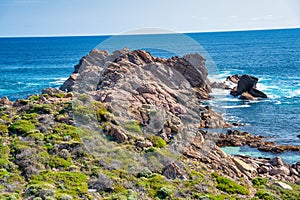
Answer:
xmin=0 ymin=29 xmax=299 ymax=163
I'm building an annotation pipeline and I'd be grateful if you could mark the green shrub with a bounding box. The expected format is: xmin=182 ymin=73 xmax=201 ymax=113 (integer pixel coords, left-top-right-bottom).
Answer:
xmin=95 ymin=103 xmax=109 ymax=122
xmin=252 ymin=177 xmax=268 ymax=188
xmin=27 ymin=131 xmax=44 ymax=141
xmin=272 ymin=183 xmax=300 ymax=200
xmin=137 ymin=168 xmax=153 ymax=178
xmin=22 ymin=113 xmax=39 ymax=121
xmin=255 ymin=189 xmax=274 ymax=200
xmin=9 ymin=120 xmax=35 ymax=135
xmin=10 ymin=137 xmax=31 ymax=153
xmin=30 ymin=104 xmax=52 ymax=114
xmin=212 ymin=172 xmax=249 ymax=195
xmin=29 ymin=95 xmax=40 ymax=101
xmin=48 ymin=155 xmax=72 ymax=169
xmin=50 ymin=124 xmax=82 ymax=142
xmin=149 ymin=135 xmax=167 ymax=148
xmin=0 ymin=143 xmax=10 ymax=159
xmin=25 ymin=183 xmax=55 ymax=199
xmin=155 ymin=186 xmax=173 ymax=199
xmin=136 ymin=174 xmax=173 ymax=198
xmin=30 ymin=171 xmax=88 ymax=198
xmin=0 ymin=124 xmax=8 ymax=133
xmin=54 ymin=93 xmax=66 ymax=98
xmin=0 ymin=114 xmax=10 ymax=121
xmin=0 ymin=169 xmax=25 ymax=187
xmin=208 ymin=194 xmax=236 ymax=200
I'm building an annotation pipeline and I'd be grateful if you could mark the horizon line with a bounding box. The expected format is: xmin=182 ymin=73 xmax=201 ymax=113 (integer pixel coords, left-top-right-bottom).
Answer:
xmin=0 ymin=26 xmax=299 ymax=38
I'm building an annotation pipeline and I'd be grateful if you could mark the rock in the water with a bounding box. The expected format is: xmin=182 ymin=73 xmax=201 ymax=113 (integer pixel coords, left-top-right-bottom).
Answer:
xmin=248 ymin=88 xmax=267 ymax=98
xmin=228 ymin=74 xmax=267 ymax=99
xmin=226 ymin=74 xmax=240 ymax=84
xmin=236 ymin=75 xmax=258 ymax=95
xmin=210 ymin=81 xmax=230 ymax=89
xmin=232 ymin=122 xmax=244 ymax=126
xmin=239 ymin=92 xmax=255 ymax=100
xmin=272 ymin=181 xmax=293 ymax=190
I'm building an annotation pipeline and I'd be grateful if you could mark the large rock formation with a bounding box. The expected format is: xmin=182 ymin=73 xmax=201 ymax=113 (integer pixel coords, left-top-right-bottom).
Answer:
xmin=60 ymin=49 xmax=300 ymax=183
xmin=61 ymin=48 xmax=229 ymax=144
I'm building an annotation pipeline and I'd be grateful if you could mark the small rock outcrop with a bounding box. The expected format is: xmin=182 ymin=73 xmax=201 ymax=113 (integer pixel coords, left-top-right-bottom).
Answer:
xmin=227 ymin=74 xmax=267 ymax=99
xmin=162 ymin=162 xmax=187 ymax=180
xmin=0 ymin=97 xmax=12 ymax=106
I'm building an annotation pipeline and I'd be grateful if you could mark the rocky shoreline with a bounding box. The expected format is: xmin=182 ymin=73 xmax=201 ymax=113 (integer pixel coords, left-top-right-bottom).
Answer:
xmin=1 ymin=48 xmax=300 ymax=199
xmin=217 ymin=129 xmax=300 ymax=153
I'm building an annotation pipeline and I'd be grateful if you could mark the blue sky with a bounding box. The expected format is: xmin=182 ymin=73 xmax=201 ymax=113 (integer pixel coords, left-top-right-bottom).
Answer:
xmin=0 ymin=0 xmax=299 ymax=37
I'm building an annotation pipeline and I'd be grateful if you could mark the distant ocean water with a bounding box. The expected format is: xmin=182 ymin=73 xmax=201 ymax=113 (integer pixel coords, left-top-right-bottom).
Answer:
xmin=0 ymin=28 xmax=299 ymax=163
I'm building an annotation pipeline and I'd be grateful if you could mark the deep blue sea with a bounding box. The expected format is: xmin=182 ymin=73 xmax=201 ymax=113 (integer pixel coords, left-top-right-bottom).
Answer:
xmin=0 ymin=28 xmax=299 ymax=163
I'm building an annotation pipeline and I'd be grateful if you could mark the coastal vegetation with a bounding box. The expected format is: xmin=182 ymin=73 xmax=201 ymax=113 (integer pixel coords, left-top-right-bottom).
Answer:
xmin=1 ymin=91 xmax=299 ymax=199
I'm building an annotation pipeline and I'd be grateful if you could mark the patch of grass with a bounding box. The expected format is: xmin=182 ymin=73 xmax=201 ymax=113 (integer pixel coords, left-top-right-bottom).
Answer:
xmin=209 ymin=193 xmax=236 ymax=200
xmin=0 ymin=168 xmax=25 ymax=189
xmin=29 ymin=171 xmax=88 ymax=198
xmin=0 ymin=142 xmax=12 ymax=169
xmin=22 ymin=113 xmax=39 ymax=122
xmin=122 ymin=120 xmax=142 ymax=135
xmin=77 ymin=94 xmax=89 ymax=102
xmin=95 ymin=102 xmax=109 ymax=122
xmin=212 ymin=172 xmax=249 ymax=195
xmin=48 ymin=155 xmax=72 ymax=169
xmin=272 ymin=183 xmax=300 ymax=200
xmin=0 ymin=114 xmax=10 ymax=121
xmin=136 ymin=174 xmax=174 ymax=198
xmin=74 ymin=105 xmax=95 ymax=115
xmin=25 ymin=182 xmax=56 ymax=199
xmin=148 ymin=135 xmax=166 ymax=148
xmin=10 ymin=137 xmax=31 ymax=153
xmin=30 ymin=104 xmax=52 ymax=114
xmin=9 ymin=120 xmax=35 ymax=135
xmin=27 ymin=131 xmax=44 ymax=141
xmin=29 ymin=95 xmax=40 ymax=101
xmin=73 ymin=104 xmax=96 ymax=123
xmin=50 ymin=123 xmax=82 ymax=142
xmin=54 ymin=93 xmax=66 ymax=98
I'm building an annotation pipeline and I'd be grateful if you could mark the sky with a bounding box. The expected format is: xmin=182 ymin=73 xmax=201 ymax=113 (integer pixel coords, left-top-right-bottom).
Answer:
xmin=0 ymin=0 xmax=299 ymax=37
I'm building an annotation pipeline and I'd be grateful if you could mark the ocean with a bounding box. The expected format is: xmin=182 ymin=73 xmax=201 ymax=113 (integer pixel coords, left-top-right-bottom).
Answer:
xmin=0 ymin=28 xmax=299 ymax=163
